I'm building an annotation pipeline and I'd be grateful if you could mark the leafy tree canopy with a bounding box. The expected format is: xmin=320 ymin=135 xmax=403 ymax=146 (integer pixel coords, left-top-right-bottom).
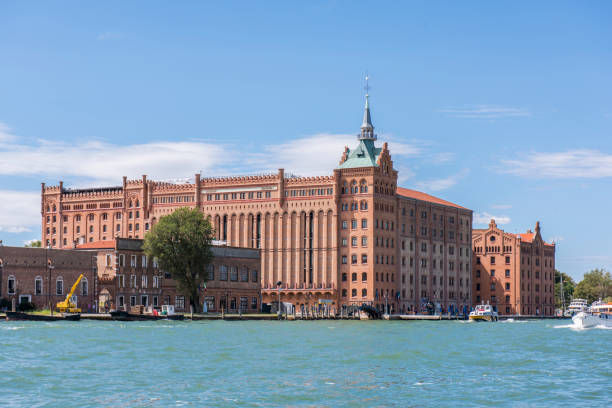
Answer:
xmin=25 ymin=240 xmax=42 ymax=247
xmin=573 ymin=269 xmax=612 ymax=303
xmin=554 ymin=270 xmax=575 ymax=309
xmin=143 ymin=208 xmax=214 ymax=312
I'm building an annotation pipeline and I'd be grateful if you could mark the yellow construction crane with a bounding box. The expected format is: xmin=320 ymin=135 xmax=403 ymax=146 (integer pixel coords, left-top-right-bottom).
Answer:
xmin=56 ymin=274 xmax=84 ymax=313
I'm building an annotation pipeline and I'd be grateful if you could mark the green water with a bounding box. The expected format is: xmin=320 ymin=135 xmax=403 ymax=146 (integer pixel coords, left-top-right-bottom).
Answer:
xmin=0 ymin=319 xmax=609 ymax=407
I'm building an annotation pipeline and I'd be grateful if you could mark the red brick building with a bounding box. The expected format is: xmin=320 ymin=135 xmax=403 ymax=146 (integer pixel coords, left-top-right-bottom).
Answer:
xmin=472 ymin=220 xmax=556 ymax=316
xmin=41 ymin=95 xmax=473 ymax=313
xmin=76 ymin=238 xmax=261 ymax=313
xmin=0 ymin=246 xmax=96 ymax=311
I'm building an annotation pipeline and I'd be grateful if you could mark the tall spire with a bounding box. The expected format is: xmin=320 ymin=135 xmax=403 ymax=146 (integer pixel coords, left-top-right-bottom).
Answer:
xmin=359 ymin=74 xmax=376 ymax=140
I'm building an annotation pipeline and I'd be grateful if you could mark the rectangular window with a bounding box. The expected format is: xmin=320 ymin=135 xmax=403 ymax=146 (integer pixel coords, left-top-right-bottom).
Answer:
xmin=220 ymin=265 xmax=228 ymax=281
xmin=141 ymin=275 xmax=148 ymax=288
xmin=361 ymin=254 xmax=368 ymax=264
xmin=342 ymin=221 xmax=348 ymax=229
xmin=153 ymin=276 xmax=160 ymax=288
xmin=130 ymin=296 xmax=136 ymax=307
xmin=118 ymin=296 xmax=124 ymax=307
xmin=361 ymin=219 xmax=367 ymax=229
xmin=251 ymin=269 xmax=258 ymax=282
xmin=240 ymin=267 xmax=248 ymax=282
xmin=204 ymin=296 xmax=215 ymax=311
xmin=230 ymin=266 xmax=238 ymax=281
xmin=251 ymin=297 xmax=258 ymax=310
xmin=175 ymin=296 xmax=185 ymax=310
xmin=131 ymin=255 xmax=137 ymax=267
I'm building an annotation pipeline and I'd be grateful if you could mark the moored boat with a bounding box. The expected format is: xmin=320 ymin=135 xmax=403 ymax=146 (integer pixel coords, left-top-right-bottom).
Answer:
xmin=572 ymin=302 xmax=612 ymax=329
xmin=5 ymin=311 xmax=81 ymax=321
xmin=469 ymin=304 xmax=499 ymax=322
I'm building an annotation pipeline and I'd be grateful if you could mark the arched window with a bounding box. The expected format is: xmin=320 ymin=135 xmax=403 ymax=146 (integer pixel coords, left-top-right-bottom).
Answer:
xmin=135 ymin=199 xmax=140 ymax=207
xmin=342 ymin=182 xmax=347 ymax=194
xmin=362 ymin=288 xmax=367 ymax=297
xmin=46 ymin=205 xmax=50 ymax=212
xmin=56 ymin=276 xmax=64 ymax=295
xmin=128 ymin=200 xmax=133 ymax=208
xmin=360 ymin=180 xmax=368 ymax=193
xmin=362 ymin=272 xmax=367 ymax=281
xmin=52 ymin=204 xmax=56 ymax=212
xmin=35 ymin=276 xmax=43 ymax=295
xmin=8 ymin=275 xmax=16 ymax=295
xmin=81 ymin=277 xmax=88 ymax=296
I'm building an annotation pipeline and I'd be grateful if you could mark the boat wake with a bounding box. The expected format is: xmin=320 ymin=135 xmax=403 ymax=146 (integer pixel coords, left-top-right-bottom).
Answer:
xmin=553 ymin=323 xmax=612 ymax=331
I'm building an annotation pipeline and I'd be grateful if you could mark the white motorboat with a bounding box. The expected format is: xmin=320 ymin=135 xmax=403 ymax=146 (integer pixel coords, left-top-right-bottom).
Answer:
xmin=469 ymin=304 xmax=499 ymax=322
xmin=572 ymin=302 xmax=612 ymax=329
xmin=565 ymin=298 xmax=589 ymax=317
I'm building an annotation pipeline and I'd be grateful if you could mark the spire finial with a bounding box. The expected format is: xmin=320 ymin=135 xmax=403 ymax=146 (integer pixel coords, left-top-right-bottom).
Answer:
xmin=359 ymin=73 xmax=375 ymax=140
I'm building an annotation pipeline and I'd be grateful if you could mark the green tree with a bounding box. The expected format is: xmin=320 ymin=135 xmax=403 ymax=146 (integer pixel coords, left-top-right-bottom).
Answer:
xmin=143 ymin=208 xmax=214 ymax=313
xmin=554 ymin=270 xmax=575 ymax=309
xmin=573 ymin=269 xmax=612 ymax=303
xmin=25 ymin=240 xmax=42 ymax=247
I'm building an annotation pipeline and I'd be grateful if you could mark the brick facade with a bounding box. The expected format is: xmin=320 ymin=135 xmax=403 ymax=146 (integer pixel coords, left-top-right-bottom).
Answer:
xmin=41 ymin=96 xmax=473 ymax=314
xmin=76 ymin=238 xmax=260 ymax=313
xmin=0 ymin=246 xmax=96 ymax=311
xmin=472 ymin=220 xmax=556 ymax=316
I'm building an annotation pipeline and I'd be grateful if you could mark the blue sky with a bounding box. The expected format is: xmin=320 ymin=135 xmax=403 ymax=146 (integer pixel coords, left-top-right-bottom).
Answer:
xmin=1 ymin=1 xmax=611 ymax=281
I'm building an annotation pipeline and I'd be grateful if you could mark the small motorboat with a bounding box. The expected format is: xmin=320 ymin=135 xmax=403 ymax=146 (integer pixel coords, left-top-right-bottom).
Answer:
xmin=572 ymin=301 xmax=612 ymax=329
xmin=469 ymin=304 xmax=499 ymax=322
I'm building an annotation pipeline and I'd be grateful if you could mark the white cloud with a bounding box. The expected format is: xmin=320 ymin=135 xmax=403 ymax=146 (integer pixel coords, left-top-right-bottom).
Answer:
xmin=0 ymin=121 xmax=16 ymax=142
xmin=0 ymin=190 xmax=40 ymax=233
xmin=438 ymin=105 xmax=531 ymax=119
xmin=0 ymin=139 xmax=231 ymax=186
xmin=474 ymin=212 xmax=511 ymax=226
xmin=414 ymin=169 xmax=469 ymax=192
xmin=491 ymin=204 xmax=512 ymax=210
xmin=23 ymin=239 xmax=40 ymax=246
xmin=501 ymin=149 xmax=612 ymax=179
xmin=244 ymin=133 xmax=421 ymax=176
xmin=97 ymin=32 xmax=123 ymax=41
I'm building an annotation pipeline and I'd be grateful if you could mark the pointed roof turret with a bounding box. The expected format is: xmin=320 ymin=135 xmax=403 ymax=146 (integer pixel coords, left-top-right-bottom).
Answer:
xmin=361 ymin=94 xmax=373 ymax=130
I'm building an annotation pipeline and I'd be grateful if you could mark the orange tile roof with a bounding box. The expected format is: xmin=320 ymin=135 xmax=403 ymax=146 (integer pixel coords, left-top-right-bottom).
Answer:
xmin=76 ymin=240 xmax=116 ymax=250
xmin=396 ymin=187 xmax=468 ymax=210
xmin=518 ymin=233 xmax=534 ymax=242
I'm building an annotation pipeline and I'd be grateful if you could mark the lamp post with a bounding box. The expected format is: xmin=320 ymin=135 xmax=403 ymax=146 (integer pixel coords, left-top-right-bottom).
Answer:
xmin=46 ymin=247 xmax=55 ymax=316
xmin=276 ymin=280 xmax=282 ymax=320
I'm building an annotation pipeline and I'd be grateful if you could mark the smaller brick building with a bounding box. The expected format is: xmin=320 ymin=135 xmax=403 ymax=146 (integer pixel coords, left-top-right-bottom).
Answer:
xmin=472 ymin=220 xmax=556 ymax=316
xmin=0 ymin=246 xmax=96 ymax=311
xmin=77 ymin=238 xmax=261 ymax=313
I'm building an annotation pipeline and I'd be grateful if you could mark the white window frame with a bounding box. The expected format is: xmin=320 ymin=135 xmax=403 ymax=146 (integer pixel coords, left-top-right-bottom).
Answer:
xmin=81 ymin=277 xmax=88 ymax=296
xmin=56 ymin=276 xmax=64 ymax=295
xmin=8 ymin=275 xmax=16 ymax=295
xmin=141 ymin=275 xmax=148 ymax=288
xmin=35 ymin=276 xmax=43 ymax=295
xmin=130 ymin=255 xmax=137 ymax=268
